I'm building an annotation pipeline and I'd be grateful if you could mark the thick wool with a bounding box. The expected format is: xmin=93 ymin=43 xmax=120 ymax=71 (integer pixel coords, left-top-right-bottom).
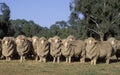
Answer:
xmin=107 ymin=37 xmax=120 ymax=60
xmin=49 ymin=36 xmax=62 ymax=57
xmin=16 ymin=35 xmax=30 ymax=56
xmin=32 ymin=36 xmax=39 ymax=54
xmin=0 ymin=39 xmax=2 ymax=53
xmin=61 ymin=39 xmax=74 ymax=57
xmin=85 ymin=37 xmax=113 ymax=64
xmin=2 ymin=37 xmax=16 ymax=57
xmin=36 ymin=37 xmax=49 ymax=57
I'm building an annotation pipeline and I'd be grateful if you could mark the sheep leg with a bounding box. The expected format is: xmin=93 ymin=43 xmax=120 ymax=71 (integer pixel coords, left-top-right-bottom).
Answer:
xmin=66 ymin=57 xmax=68 ymax=63
xmin=43 ymin=57 xmax=46 ymax=63
xmin=39 ymin=56 xmax=42 ymax=62
xmin=106 ymin=54 xmax=111 ymax=64
xmin=20 ymin=56 xmax=23 ymax=63
xmin=93 ymin=59 xmax=97 ymax=65
xmin=57 ymin=57 xmax=60 ymax=63
xmin=35 ymin=55 xmax=38 ymax=61
xmin=68 ymin=56 xmax=71 ymax=63
xmin=106 ymin=58 xmax=110 ymax=64
xmin=53 ymin=57 xmax=56 ymax=63
xmin=91 ymin=59 xmax=94 ymax=65
xmin=6 ymin=56 xmax=8 ymax=61
xmin=80 ymin=57 xmax=85 ymax=63
xmin=8 ymin=56 xmax=11 ymax=61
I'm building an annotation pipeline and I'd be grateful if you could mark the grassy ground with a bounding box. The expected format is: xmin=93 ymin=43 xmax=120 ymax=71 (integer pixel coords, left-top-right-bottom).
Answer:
xmin=0 ymin=57 xmax=120 ymax=75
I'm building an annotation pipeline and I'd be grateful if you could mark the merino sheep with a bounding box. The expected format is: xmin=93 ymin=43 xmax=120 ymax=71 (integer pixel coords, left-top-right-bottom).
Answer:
xmin=85 ymin=37 xmax=114 ymax=65
xmin=16 ymin=35 xmax=31 ymax=62
xmin=2 ymin=37 xmax=16 ymax=60
xmin=36 ymin=37 xmax=49 ymax=63
xmin=48 ymin=36 xmax=62 ymax=63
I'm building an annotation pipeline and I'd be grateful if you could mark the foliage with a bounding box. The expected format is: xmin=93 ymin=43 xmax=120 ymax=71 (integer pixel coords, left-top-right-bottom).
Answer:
xmin=0 ymin=1 xmax=120 ymax=40
xmin=70 ymin=0 xmax=120 ymax=40
xmin=0 ymin=3 xmax=10 ymax=38
xmin=10 ymin=19 xmax=43 ymax=37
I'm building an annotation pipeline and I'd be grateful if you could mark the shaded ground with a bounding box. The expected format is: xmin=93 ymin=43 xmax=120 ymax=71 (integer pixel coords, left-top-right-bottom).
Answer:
xmin=0 ymin=56 xmax=120 ymax=75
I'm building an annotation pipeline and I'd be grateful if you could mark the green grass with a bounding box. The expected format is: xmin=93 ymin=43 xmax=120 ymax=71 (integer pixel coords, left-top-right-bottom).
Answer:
xmin=0 ymin=57 xmax=120 ymax=75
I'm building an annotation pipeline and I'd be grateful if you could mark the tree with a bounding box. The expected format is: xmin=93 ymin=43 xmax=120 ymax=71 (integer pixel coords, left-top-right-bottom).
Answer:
xmin=0 ymin=3 xmax=10 ymax=38
xmin=49 ymin=24 xmax=60 ymax=37
xmin=54 ymin=21 xmax=69 ymax=38
xmin=21 ymin=20 xmax=42 ymax=37
xmin=10 ymin=19 xmax=43 ymax=37
xmin=68 ymin=11 xmax=87 ymax=39
xmin=70 ymin=0 xmax=120 ymax=41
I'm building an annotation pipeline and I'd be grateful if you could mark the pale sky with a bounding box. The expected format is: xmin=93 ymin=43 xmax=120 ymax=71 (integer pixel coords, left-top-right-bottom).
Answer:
xmin=0 ymin=0 xmax=72 ymax=27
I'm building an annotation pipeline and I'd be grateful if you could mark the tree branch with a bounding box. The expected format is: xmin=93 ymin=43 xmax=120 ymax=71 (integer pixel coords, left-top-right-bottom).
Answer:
xmin=87 ymin=28 xmax=100 ymax=35
xmin=111 ymin=13 xmax=120 ymax=24
xmin=90 ymin=15 xmax=100 ymax=28
xmin=103 ymin=0 xmax=106 ymax=13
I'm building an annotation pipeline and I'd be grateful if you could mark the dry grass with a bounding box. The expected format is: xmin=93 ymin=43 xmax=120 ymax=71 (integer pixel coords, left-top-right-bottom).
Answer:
xmin=0 ymin=57 xmax=120 ymax=75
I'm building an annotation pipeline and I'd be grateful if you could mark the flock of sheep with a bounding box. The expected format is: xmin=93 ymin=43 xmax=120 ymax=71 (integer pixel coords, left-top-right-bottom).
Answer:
xmin=0 ymin=35 xmax=120 ymax=65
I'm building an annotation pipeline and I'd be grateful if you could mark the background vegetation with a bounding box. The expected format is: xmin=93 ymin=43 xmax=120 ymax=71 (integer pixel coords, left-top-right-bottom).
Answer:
xmin=0 ymin=0 xmax=120 ymax=41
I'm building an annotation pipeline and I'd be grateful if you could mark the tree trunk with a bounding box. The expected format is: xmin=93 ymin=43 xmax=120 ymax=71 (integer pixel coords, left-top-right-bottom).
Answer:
xmin=100 ymin=34 xmax=104 ymax=41
xmin=100 ymin=37 xmax=104 ymax=41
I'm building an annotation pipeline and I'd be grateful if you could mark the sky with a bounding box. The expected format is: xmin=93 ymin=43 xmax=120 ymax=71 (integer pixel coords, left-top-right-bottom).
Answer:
xmin=0 ymin=0 xmax=72 ymax=28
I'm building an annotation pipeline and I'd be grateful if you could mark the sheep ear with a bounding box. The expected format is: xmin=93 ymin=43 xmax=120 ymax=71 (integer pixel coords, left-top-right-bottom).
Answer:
xmin=59 ymin=39 xmax=62 ymax=42
xmin=31 ymin=39 xmax=33 ymax=42
xmin=62 ymin=39 xmax=66 ymax=44
xmin=2 ymin=40 xmax=5 ymax=44
xmin=69 ymin=41 xmax=73 ymax=45
xmin=39 ymin=38 xmax=41 ymax=41
xmin=16 ymin=38 xmax=20 ymax=44
xmin=48 ymin=38 xmax=53 ymax=42
xmin=52 ymin=39 xmax=55 ymax=42
xmin=93 ymin=39 xmax=97 ymax=43
xmin=84 ymin=39 xmax=88 ymax=44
